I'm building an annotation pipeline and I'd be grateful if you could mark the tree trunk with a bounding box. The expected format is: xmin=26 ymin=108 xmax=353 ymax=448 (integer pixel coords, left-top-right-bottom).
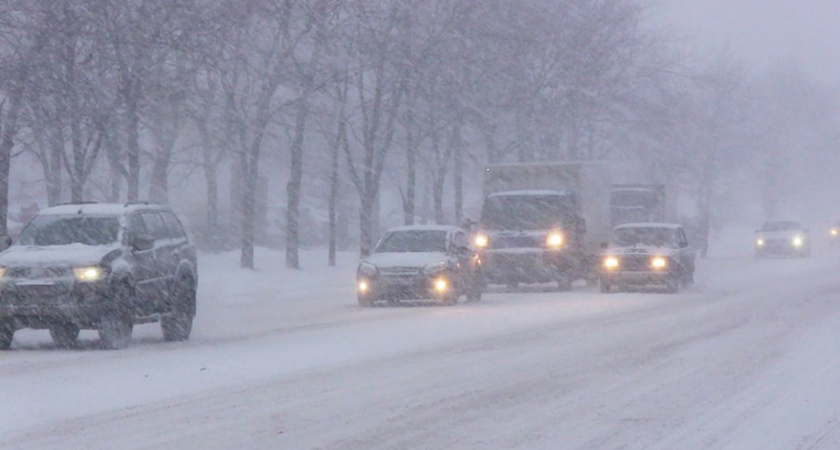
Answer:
xmin=359 ymin=191 xmax=375 ymax=258
xmin=240 ymin=148 xmax=256 ymax=268
xmin=149 ymin=148 xmax=170 ymax=204
xmin=0 ymin=71 xmax=25 ymax=236
xmin=125 ymin=79 xmax=142 ymax=202
xmin=452 ymin=123 xmax=463 ymax=225
xmin=403 ymin=96 xmax=417 ymax=225
xmin=286 ymin=96 xmax=308 ymax=269
xmin=47 ymin=127 xmax=63 ymax=206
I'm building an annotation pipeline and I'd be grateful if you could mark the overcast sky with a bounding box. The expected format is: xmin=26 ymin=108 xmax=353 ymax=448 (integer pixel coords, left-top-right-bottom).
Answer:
xmin=649 ymin=0 xmax=840 ymax=86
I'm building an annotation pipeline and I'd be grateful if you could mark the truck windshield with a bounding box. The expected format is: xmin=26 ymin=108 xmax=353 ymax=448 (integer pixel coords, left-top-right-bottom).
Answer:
xmin=374 ymin=230 xmax=447 ymax=253
xmin=480 ymin=195 xmax=574 ymax=230
xmin=761 ymin=221 xmax=801 ymax=232
xmin=612 ymin=227 xmax=677 ymax=247
xmin=16 ymin=215 xmax=121 ymax=246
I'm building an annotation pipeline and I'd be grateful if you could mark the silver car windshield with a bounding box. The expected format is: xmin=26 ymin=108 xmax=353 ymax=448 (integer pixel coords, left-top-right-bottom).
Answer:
xmin=374 ymin=230 xmax=447 ymax=253
xmin=16 ymin=215 xmax=121 ymax=246
xmin=613 ymin=227 xmax=677 ymax=247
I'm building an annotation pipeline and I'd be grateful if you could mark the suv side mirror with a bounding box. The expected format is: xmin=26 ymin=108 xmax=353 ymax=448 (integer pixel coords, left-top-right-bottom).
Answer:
xmin=131 ymin=234 xmax=154 ymax=252
xmin=0 ymin=235 xmax=10 ymax=251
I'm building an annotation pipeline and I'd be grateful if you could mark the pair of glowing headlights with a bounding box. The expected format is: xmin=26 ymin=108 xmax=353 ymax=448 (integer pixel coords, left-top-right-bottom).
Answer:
xmin=357 ymin=276 xmax=450 ymax=294
xmin=602 ymin=256 xmax=668 ymax=270
xmin=0 ymin=266 xmax=106 ymax=282
xmin=755 ymin=236 xmax=805 ymax=248
xmin=472 ymin=232 xmax=565 ymax=249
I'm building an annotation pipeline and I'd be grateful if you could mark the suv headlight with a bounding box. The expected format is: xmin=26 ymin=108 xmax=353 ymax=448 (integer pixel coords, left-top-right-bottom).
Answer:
xmin=423 ymin=261 xmax=447 ymax=275
xmin=0 ymin=267 xmax=6 ymax=279
xmin=756 ymin=238 xmax=765 ymax=247
xmin=73 ymin=266 xmax=106 ymax=282
xmin=358 ymin=261 xmax=378 ymax=277
xmin=792 ymin=235 xmax=804 ymax=247
xmin=603 ymin=256 xmax=619 ymax=270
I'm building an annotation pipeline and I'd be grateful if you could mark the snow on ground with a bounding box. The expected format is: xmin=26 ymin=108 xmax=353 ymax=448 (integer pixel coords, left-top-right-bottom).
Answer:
xmin=2 ymin=240 xmax=840 ymax=449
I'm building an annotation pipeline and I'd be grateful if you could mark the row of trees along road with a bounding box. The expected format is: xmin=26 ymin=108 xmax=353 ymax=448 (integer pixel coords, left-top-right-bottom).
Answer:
xmin=0 ymin=0 xmax=837 ymax=267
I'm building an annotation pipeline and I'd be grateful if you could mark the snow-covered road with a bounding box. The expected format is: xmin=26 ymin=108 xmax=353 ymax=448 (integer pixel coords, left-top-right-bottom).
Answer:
xmin=3 ymin=248 xmax=840 ymax=449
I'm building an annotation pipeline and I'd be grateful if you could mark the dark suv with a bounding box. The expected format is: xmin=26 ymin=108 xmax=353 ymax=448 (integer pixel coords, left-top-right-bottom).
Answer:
xmin=0 ymin=203 xmax=198 ymax=350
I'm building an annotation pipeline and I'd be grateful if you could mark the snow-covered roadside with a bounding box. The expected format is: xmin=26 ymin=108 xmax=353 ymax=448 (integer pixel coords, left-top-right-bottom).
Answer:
xmin=3 ymin=246 xmax=840 ymax=449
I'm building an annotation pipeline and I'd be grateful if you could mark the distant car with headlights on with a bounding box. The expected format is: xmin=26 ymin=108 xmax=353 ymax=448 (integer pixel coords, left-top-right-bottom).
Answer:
xmin=599 ymin=223 xmax=695 ymax=293
xmin=754 ymin=220 xmax=810 ymax=258
xmin=356 ymin=225 xmax=482 ymax=306
xmin=829 ymin=222 xmax=840 ymax=245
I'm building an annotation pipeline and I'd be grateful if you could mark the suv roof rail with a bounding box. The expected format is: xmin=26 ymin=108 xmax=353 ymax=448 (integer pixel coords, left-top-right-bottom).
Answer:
xmin=56 ymin=201 xmax=98 ymax=206
xmin=124 ymin=201 xmax=154 ymax=206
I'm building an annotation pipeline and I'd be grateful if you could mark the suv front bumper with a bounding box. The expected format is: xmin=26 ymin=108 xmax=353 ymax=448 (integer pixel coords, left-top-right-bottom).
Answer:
xmin=0 ymin=281 xmax=111 ymax=328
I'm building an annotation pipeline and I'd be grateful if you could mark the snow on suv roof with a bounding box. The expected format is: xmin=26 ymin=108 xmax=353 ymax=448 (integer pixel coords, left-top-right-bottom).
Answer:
xmin=487 ymin=189 xmax=572 ymax=197
xmin=614 ymin=222 xmax=683 ymax=230
xmin=38 ymin=203 xmax=168 ymax=216
xmin=385 ymin=225 xmax=463 ymax=233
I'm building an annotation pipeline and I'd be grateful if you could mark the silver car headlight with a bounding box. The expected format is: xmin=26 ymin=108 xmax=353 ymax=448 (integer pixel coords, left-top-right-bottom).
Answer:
xmin=423 ymin=261 xmax=447 ymax=275
xmin=358 ymin=261 xmax=378 ymax=277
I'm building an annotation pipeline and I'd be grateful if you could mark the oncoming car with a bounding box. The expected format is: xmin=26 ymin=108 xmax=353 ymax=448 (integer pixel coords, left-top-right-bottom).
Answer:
xmin=356 ymin=225 xmax=482 ymax=306
xmin=599 ymin=223 xmax=695 ymax=293
xmin=0 ymin=203 xmax=197 ymax=350
xmin=754 ymin=220 xmax=810 ymax=258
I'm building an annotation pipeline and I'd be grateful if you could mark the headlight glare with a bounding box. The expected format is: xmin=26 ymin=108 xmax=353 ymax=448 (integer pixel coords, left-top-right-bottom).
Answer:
xmin=433 ymin=277 xmax=449 ymax=293
xmin=73 ymin=266 xmax=105 ymax=282
xmin=603 ymin=256 xmax=619 ymax=270
xmin=546 ymin=232 xmax=564 ymax=248
xmin=756 ymin=238 xmax=765 ymax=247
xmin=650 ymin=257 xmax=668 ymax=270
xmin=792 ymin=236 xmax=804 ymax=247
xmin=474 ymin=233 xmax=489 ymax=249
xmin=357 ymin=280 xmax=370 ymax=294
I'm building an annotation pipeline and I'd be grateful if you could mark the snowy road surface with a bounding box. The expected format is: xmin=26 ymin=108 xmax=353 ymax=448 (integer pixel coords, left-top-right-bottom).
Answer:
xmin=3 ymin=247 xmax=840 ymax=449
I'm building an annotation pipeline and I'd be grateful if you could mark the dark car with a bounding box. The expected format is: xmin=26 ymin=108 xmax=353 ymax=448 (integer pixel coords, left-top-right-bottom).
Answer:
xmin=356 ymin=225 xmax=482 ymax=306
xmin=0 ymin=203 xmax=198 ymax=350
xmin=754 ymin=220 xmax=810 ymax=258
xmin=598 ymin=223 xmax=695 ymax=293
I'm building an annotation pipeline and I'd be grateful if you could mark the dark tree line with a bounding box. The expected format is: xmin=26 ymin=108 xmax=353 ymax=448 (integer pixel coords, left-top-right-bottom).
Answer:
xmin=0 ymin=0 xmax=836 ymax=266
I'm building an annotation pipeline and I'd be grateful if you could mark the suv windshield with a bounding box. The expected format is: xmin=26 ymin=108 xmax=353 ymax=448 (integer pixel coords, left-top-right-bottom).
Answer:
xmin=374 ymin=230 xmax=447 ymax=253
xmin=613 ymin=227 xmax=677 ymax=247
xmin=16 ymin=215 xmax=121 ymax=246
xmin=761 ymin=221 xmax=802 ymax=232
xmin=481 ymin=194 xmax=575 ymax=230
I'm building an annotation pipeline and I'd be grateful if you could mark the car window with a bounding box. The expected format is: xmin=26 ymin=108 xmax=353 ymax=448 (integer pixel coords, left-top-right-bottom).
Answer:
xmin=374 ymin=230 xmax=447 ymax=253
xmin=141 ymin=212 xmax=167 ymax=241
xmin=128 ymin=213 xmax=148 ymax=237
xmin=160 ymin=211 xmax=186 ymax=239
xmin=15 ymin=215 xmax=120 ymax=246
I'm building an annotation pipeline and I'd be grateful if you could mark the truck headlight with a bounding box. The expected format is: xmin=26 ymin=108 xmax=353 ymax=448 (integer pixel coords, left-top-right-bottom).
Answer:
xmin=792 ymin=236 xmax=804 ymax=248
xmin=650 ymin=257 xmax=668 ymax=270
xmin=546 ymin=232 xmax=564 ymax=249
xmin=603 ymin=256 xmax=620 ymax=270
xmin=473 ymin=233 xmax=489 ymax=249
xmin=73 ymin=266 xmax=105 ymax=282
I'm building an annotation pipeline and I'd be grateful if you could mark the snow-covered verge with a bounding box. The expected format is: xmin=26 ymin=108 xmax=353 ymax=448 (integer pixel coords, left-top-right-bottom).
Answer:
xmin=2 ymin=245 xmax=840 ymax=449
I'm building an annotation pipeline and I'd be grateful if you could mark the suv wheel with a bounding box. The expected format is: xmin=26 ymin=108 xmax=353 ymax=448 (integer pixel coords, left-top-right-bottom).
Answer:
xmin=50 ymin=322 xmax=80 ymax=348
xmin=0 ymin=322 xmax=13 ymax=350
xmin=162 ymin=277 xmax=195 ymax=342
xmin=99 ymin=314 xmax=133 ymax=350
xmin=599 ymin=279 xmax=612 ymax=293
